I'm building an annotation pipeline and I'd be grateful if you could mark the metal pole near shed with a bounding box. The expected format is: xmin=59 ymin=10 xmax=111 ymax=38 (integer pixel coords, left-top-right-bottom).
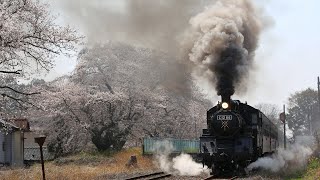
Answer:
xmin=35 ymin=136 xmax=46 ymax=180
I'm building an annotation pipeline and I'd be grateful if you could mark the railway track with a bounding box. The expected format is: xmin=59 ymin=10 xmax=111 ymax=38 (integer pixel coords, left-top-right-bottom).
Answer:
xmin=126 ymin=171 xmax=240 ymax=180
xmin=203 ymin=175 xmax=238 ymax=180
xmin=125 ymin=171 xmax=172 ymax=180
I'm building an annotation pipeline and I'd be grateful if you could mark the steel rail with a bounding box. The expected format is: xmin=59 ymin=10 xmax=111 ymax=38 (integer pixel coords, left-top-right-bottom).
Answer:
xmin=125 ymin=172 xmax=169 ymax=180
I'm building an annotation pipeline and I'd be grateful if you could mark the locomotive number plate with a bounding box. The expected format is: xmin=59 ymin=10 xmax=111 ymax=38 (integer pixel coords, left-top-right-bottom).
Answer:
xmin=217 ymin=115 xmax=232 ymax=121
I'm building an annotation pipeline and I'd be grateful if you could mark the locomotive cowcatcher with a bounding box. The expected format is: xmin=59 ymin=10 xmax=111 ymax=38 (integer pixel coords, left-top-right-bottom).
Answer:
xmin=200 ymin=94 xmax=278 ymax=175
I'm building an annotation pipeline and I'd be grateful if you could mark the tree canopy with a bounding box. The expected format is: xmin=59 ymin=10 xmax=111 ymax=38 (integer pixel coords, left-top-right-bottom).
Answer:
xmin=287 ymin=88 xmax=319 ymax=137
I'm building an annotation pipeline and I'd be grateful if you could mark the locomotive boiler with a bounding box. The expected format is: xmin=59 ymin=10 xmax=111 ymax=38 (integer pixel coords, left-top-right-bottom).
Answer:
xmin=200 ymin=94 xmax=279 ymax=176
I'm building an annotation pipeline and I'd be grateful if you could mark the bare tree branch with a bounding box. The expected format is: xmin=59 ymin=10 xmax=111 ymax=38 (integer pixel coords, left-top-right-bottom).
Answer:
xmin=1 ymin=93 xmax=40 ymax=110
xmin=0 ymin=86 xmax=40 ymax=96
xmin=0 ymin=70 xmax=22 ymax=74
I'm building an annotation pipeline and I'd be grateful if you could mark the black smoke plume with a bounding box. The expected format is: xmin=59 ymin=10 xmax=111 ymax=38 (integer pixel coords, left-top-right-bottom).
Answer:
xmin=186 ymin=0 xmax=264 ymax=97
xmin=215 ymin=44 xmax=243 ymax=97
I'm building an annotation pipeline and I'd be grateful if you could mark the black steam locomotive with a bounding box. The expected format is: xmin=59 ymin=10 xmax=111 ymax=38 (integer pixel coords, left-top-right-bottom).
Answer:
xmin=200 ymin=95 xmax=278 ymax=175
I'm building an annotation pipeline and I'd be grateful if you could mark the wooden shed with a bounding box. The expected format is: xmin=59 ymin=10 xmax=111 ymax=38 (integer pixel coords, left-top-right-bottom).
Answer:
xmin=24 ymin=131 xmax=52 ymax=162
xmin=0 ymin=119 xmax=25 ymax=166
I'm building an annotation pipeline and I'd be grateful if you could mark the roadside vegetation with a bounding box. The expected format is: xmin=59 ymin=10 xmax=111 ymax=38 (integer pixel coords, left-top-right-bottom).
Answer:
xmin=0 ymin=148 xmax=157 ymax=180
xmin=301 ymin=157 xmax=320 ymax=179
xmin=285 ymin=156 xmax=320 ymax=180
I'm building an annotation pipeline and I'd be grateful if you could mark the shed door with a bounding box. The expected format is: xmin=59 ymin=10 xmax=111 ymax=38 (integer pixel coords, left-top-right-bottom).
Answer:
xmin=0 ymin=133 xmax=5 ymax=163
xmin=5 ymin=133 xmax=12 ymax=164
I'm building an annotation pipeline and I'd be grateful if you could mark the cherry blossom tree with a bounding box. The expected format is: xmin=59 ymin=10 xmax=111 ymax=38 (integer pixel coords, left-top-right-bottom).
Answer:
xmin=27 ymin=42 xmax=211 ymax=155
xmin=0 ymin=0 xmax=80 ymax=108
xmin=73 ymin=43 xmax=210 ymax=140
xmin=30 ymin=79 xmax=146 ymax=154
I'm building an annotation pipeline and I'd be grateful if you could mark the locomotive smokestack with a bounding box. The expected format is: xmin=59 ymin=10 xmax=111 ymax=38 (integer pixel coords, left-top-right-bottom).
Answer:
xmin=221 ymin=94 xmax=231 ymax=105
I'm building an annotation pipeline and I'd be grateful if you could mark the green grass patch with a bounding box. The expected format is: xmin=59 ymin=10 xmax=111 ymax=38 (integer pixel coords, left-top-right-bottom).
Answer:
xmin=284 ymin=170 xmax=305 ymax=180
xmin=307 ymin=157 xmax=320 ymax=170
xmin=302 ymin=157 xmax=320 ymax=180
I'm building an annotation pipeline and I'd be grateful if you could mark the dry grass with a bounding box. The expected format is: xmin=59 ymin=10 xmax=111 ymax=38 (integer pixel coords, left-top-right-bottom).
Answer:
xmin=0 ymin=147 xmax=157 ymax=180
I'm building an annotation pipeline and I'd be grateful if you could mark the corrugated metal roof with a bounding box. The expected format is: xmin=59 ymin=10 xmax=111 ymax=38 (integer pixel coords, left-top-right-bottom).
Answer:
xmin=0 ymin=119 xmax=19 ymax=130
xmin=10 ymin=118 xmax=30 ymax=131
xmin=24 ymin=147 xmax=53 ymax=161
xmin=24 ymin=132 xmax=48 ymax=148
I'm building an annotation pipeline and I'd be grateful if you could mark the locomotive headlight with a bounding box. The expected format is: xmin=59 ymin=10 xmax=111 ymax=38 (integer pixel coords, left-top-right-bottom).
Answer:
xmin=222 ymin=102 xmax=229 ymax=109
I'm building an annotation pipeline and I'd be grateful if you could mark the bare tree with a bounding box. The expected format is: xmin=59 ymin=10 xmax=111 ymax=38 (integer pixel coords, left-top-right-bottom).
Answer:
xmin=255 ymin=103 xmax=282 ymax=127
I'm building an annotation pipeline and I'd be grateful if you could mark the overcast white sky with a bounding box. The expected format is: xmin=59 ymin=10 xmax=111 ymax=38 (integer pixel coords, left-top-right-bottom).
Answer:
xmin=246 ymin=0 xmax=320 ymax=105
xmin=44 ymin=0 xmax=320 ymax=107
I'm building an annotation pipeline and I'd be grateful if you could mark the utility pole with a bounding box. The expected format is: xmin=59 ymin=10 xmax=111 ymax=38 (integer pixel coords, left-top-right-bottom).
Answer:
xmin=318 ymin=77 xmax=320 ymax=121
xmin=310 ymin=106 xmax=313 ymax=136
xmin=280 ymin=105 xmax=286 ymax=149
xmin=283 ymin=105 xmax=286 ymax=149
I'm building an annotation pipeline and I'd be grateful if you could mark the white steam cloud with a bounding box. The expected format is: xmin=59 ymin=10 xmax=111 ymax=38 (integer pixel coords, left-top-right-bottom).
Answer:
xmin=154 ymin=141 xmax=209 ymax=176
xmin=247 ymin=140 xmax=314 ymax=173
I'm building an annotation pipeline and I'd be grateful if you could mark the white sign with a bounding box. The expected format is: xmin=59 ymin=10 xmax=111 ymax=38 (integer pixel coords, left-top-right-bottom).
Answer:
xmin=217 ymin=115 xmax=232 ymax=121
